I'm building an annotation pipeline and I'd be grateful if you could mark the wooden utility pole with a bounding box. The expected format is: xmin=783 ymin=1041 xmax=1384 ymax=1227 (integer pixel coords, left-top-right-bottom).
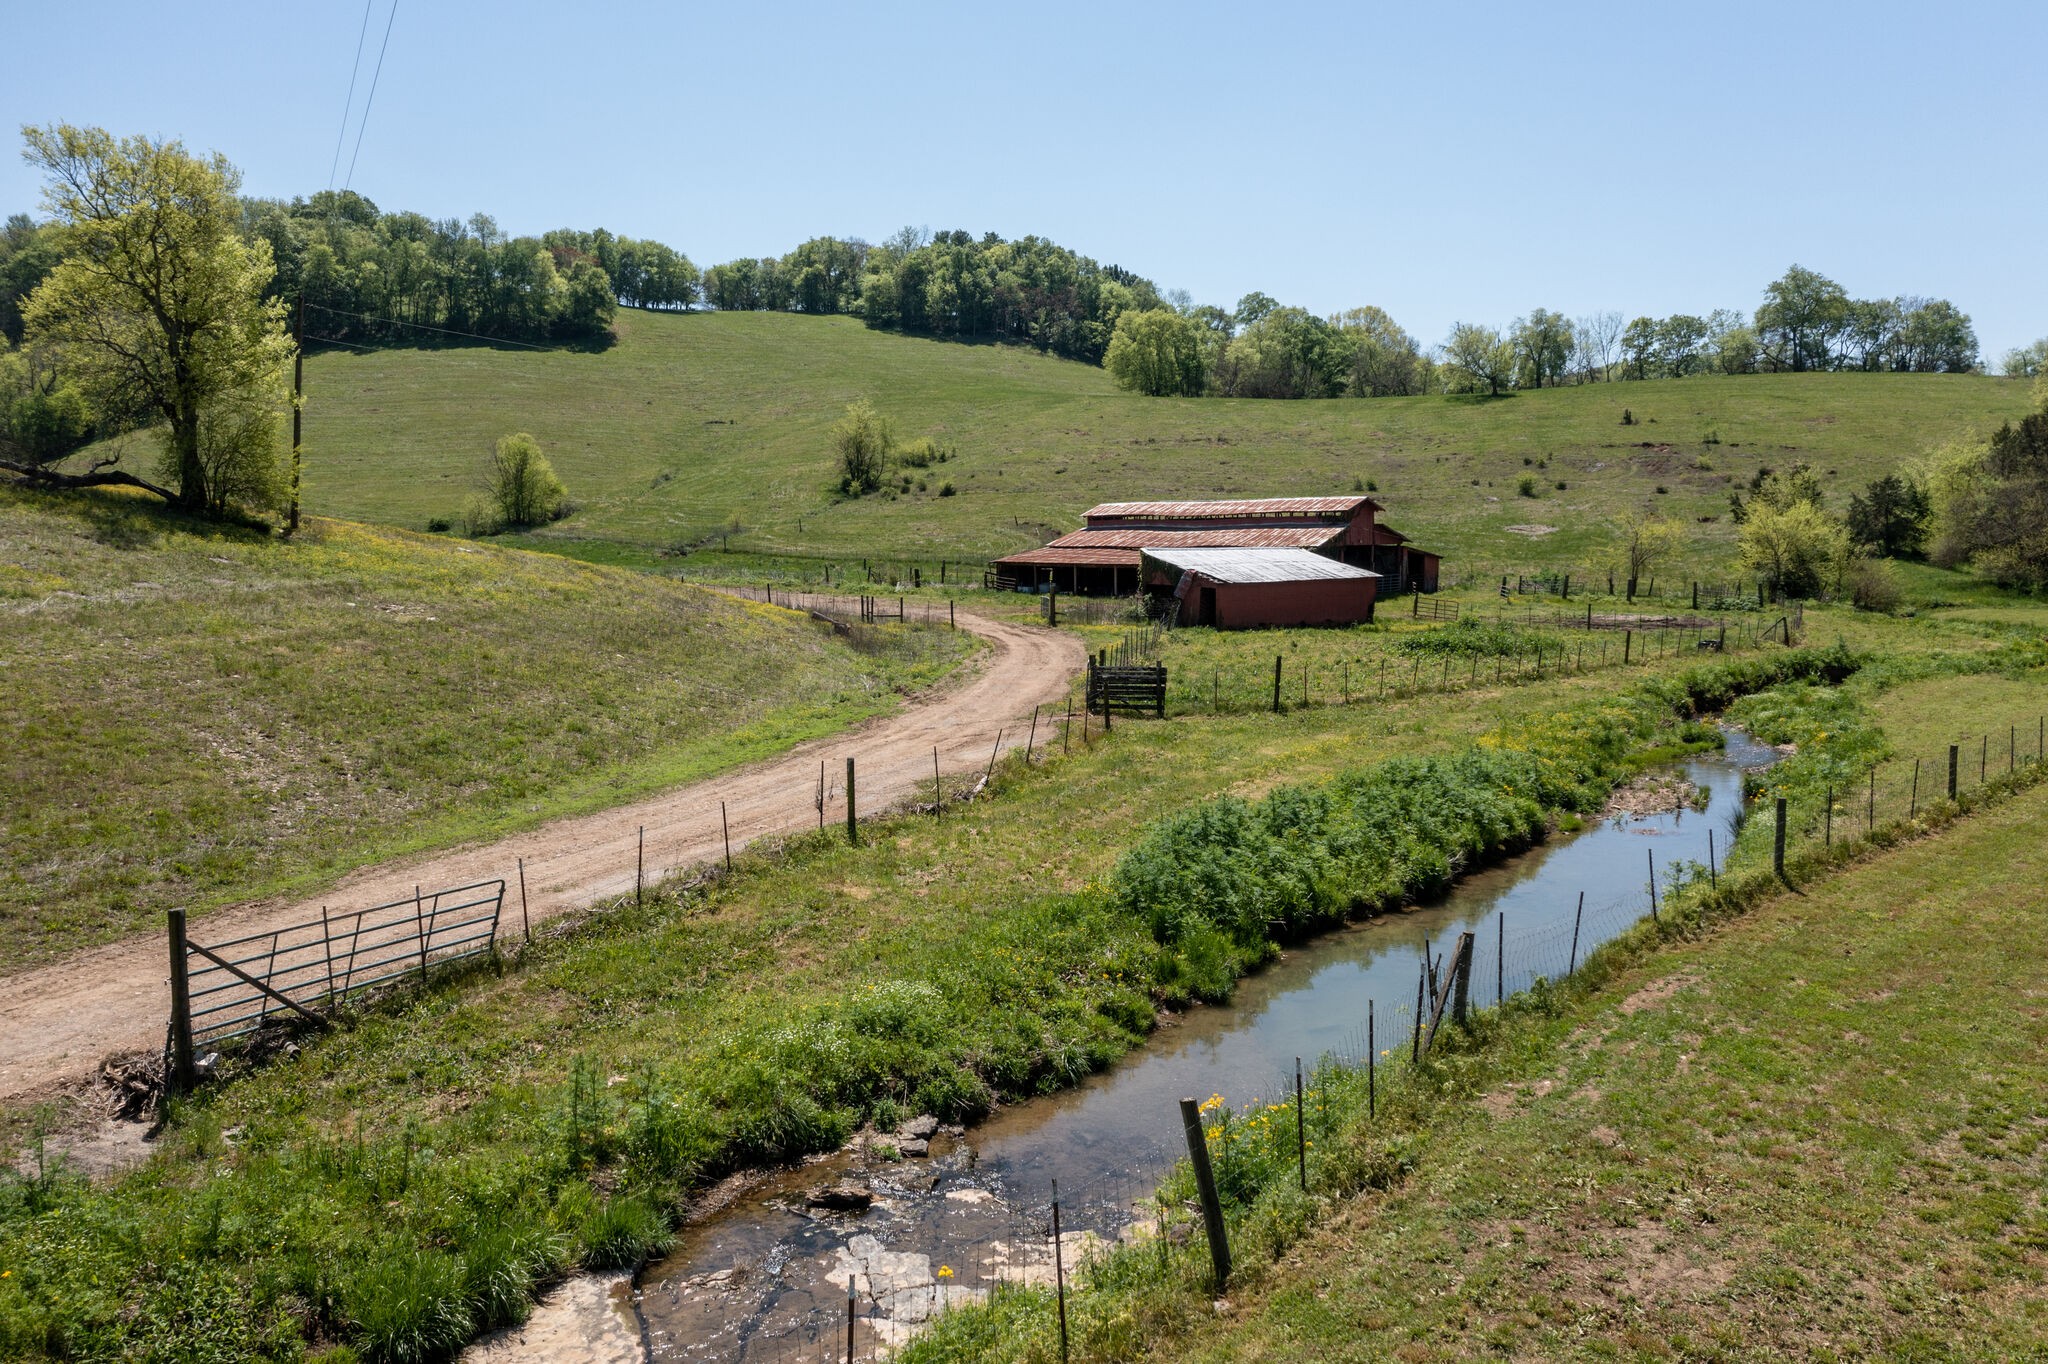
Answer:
xmin=289 ymin=295 xmax=304 ymax=533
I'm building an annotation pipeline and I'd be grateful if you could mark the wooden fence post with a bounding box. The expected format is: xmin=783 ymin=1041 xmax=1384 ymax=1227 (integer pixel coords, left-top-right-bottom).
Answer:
xmin=1178 ymin=1097 xmax=1232 ymax=1289
xmin=1948 ymin=744 xmax=1958 ymax=801
xmin=1273 ymin=655 xmax=1282 ymax=713
xmin=1773 ymin=797 xmax=1788 ymax=876
xmin=167 ymin=909 xmax=196 ymax=1093
xmin=846 ymin=757 xmax=858 ymax=846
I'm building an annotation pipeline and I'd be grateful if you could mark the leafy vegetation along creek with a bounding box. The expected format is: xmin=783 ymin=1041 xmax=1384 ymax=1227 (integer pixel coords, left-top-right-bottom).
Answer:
xmin=0 ymin=649 xmax=1854 ymax=1362
xmin=636 ymin=728 xmax=1783 ymax=1360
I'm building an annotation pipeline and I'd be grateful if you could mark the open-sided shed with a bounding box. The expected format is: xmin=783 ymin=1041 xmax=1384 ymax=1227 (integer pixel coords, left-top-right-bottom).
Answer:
xmin=1142 ymin=546 xmax=1379 ymax=628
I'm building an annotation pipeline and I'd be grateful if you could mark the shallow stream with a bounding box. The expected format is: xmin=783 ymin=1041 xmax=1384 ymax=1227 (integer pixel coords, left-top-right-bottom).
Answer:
xmin=631 ymin=729 xmax=1781 ymax=1361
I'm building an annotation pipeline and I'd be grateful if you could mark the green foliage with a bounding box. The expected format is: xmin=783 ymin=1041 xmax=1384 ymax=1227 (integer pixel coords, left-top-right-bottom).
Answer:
xmin=1928 ymin=413 xmax=2048 ymax=589
xmin=343 ymin=1249 xmax=474 ymax=1364
xmin=833 ymin=398 xmax=892 ymax=495
xmin=1109 ymin=652 xmax=1849 ymax=958
xmin=1104 ymin=309 xmax=1205 ymax=397
xmin=20 ymin=123 xmax=293 ymax=515
xmin=1213 ymin=307 xmax=1348 ymax=398
xmin=1441 ymin=321 xmax=1515 ymax=396
xmin=251 ymin=199 xmax=639 ymax=347
xmin=1846 ymin=472 xmax=1930 ymax=558
xmin=1394 ymin=617 xmax=1546 ymax=659
xmin=485 ymin=431 xmax=567 ymax=529
xmin=856 ymin=228 xmax=1158 ymax=364
xmin=578 ymin=1191 xmax=672 ymax=1270
xmin=1739 ymin=498 xmax=1852 ymax=598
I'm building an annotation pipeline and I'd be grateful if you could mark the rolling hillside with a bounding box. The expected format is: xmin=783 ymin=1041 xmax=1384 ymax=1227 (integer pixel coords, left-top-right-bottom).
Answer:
xmin=301 ymin=310 xmax=2039 ymax=577
xmin=0 ymin=487 xmax=971 ymax=968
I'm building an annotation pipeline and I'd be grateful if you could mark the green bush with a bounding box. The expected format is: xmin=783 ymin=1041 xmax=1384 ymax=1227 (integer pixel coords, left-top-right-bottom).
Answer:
xmin=579 ymin=1192 xmax=671 ymax=1271
xmin=344 ymin=1249 xmax=473 ymax=1364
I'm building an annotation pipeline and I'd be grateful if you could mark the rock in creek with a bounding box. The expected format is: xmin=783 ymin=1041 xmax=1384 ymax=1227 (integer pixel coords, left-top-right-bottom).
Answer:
xmin=806 ymin=1183 xmax=873 ymax=1212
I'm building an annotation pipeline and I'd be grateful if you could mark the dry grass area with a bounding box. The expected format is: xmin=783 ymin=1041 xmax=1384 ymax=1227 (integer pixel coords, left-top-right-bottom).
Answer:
xmin=0 ymin=486 xmax=972 ymax=968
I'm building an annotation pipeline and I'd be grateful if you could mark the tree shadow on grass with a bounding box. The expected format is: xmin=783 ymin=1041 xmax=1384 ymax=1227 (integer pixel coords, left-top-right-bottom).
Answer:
xmin=16 ymin=482 xmax=276 ymax=552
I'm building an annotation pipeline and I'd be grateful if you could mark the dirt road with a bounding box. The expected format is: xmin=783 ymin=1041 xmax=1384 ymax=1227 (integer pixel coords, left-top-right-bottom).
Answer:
xmin=1 ymin=603 xmax=1083 ymax=1100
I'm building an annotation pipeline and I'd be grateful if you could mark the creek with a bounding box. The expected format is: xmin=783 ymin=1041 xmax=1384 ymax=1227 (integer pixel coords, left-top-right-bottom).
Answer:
xmin=629 ymin=729 xmax=1781 ymax=1361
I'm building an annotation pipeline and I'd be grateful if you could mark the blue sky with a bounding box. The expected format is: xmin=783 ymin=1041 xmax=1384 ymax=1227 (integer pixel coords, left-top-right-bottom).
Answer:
xmin=6 ymin=1 xmax=2044 ymax=365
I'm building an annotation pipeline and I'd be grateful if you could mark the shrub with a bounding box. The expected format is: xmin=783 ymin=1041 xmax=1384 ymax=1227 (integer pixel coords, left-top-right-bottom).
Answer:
xmin=425 ymin=517 xmax=452 ymax=533
xmin=833 ymin=399 xmax=892 ymax=495
xmin=579 ymin=1192 xmax=671 ymax=1271
xmin=1847 ymin=557 xmax=1903 ymax=613
xmin=938 ymin=481 xmax=956 ymax=497
xmin=485 ymin=432 xmax=567 ymax=528
xmin=1517 ymin=476 xmax=1538 ymax=497
xmin=344 ymin=1248 xmax=473 ymax=1364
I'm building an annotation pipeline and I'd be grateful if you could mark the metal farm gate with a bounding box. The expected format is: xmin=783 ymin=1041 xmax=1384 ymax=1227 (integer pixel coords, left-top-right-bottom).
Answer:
xmin=166 ymin=879 xmax=505 ymax=1088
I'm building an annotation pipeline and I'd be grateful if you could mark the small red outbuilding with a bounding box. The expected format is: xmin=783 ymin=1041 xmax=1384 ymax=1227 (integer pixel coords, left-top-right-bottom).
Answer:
xmin=1141 ymin=547 xmax=1380 ymax=629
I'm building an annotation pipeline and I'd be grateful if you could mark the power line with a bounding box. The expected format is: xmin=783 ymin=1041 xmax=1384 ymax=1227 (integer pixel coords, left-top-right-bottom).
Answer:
xmin=325 ymin=0 xmax=376 ymax=192
xmin=342 ymin=0 xmax=400 ymax=193
xmin=304 ymin=302 xmax=557 ymax=351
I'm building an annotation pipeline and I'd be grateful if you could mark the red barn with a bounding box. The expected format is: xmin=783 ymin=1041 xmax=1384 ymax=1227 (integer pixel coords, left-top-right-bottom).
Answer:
xmin=989 ymin=495 xmax=1439 ymax=597
xmin=1140 ymin=547 xmax=1379 ymax=628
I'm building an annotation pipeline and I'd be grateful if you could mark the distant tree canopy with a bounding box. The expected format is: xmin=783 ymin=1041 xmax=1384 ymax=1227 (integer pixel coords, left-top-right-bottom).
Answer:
xmin=0 ymin=144 xmax=2001 ymax=408
xmin=242 ymin=192 xmax=664 ymax=347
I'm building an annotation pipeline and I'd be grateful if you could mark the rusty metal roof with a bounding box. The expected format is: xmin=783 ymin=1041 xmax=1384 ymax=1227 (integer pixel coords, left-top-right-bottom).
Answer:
xmin=1141 ymin=547 xmax=1379 ymax=584
xmin=1043 ymin=525 xmax=1345 ymax=551
xmin=1084 ymin=495 xmax=1378 ymax=522
xmin=990 ymin=546 xmax=1138 ymax=568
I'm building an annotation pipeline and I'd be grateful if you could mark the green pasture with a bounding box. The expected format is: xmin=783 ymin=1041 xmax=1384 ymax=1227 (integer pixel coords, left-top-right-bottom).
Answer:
xmin=0 ymin=488 xmax=972 ymax=968
xmin=294 ymin=310 xmax=2036 ymax=578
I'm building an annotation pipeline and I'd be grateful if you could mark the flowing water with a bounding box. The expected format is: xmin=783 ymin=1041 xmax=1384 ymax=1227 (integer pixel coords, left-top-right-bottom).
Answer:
xmin=632 ymin=730 xmax=1781 ymax=1362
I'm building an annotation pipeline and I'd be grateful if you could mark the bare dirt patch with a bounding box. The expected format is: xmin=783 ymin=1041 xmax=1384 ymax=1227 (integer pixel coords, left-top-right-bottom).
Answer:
xmin=1620 ymin=973 xmax=1703 ymax=1015
xmin=1504 ymin=524 xmax=1557 ymax=537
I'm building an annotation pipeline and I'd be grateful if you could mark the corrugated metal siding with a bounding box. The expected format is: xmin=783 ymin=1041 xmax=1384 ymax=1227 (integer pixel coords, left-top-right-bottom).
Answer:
xmin=1084 ymin=496 xmax=1379 ymax=521
xmin=1141 ymin=546 xmax=1379 ymax=584
xmin=1211 ymin=579 xmax=1378 ymax=629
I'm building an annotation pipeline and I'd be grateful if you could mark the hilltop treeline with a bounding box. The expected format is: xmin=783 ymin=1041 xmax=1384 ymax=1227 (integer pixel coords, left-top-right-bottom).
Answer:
xmin=1103 ymin=267 xmax=1985 ymax=400
xmin=0 ymin=178 xmax=1994 ymax=388
xmin=702 ymin=228 xmax=1165 ymax=365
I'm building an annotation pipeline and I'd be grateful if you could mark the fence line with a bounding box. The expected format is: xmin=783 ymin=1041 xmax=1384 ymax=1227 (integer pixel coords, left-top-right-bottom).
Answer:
xmin=689 ymin=707 xmax=2048 ymax=1361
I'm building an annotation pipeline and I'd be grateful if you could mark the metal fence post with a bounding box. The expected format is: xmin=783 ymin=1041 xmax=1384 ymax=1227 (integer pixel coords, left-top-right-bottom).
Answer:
xmin=1948 ymin=744 xmax=1958 ymax=801
xmin=1295 ymin=1057 xmax=1307 ymax=1192
xmin=1178 ymin=1097 xmax=1232 ymax=1290
xmin=1647 ymin=849 xmax=1658 ymax=920
xmin=1052 ymin=1180 xmax=1070 ymax=1362
xmin=167 ymin=909 xmax=196 ymax=1093
xmin=846 ymin=757 xmax=858 ymax=846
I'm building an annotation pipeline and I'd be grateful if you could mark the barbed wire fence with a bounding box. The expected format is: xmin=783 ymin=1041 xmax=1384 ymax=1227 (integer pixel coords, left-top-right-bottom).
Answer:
xmin=683 ymin=706 xmax=2048 ymax=1363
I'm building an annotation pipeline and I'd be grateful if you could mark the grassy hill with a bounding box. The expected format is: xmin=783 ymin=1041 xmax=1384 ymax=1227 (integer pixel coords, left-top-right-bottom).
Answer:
xmin=299 ymin=310 xmax=2038 ymax=578
xmin=0 ymin=488 xmax=970 ymax=969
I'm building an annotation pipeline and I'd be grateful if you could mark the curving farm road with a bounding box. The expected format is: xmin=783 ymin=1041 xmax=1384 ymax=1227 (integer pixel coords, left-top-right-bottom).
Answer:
xmin=0 ymin=602 xmax=1084 ymax=1101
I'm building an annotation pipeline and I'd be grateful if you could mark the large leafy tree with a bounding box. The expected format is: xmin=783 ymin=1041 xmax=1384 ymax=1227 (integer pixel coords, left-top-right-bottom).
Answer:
xmin=1441 ymin=321 xmax=1515 ymax=396
xmin=1510 ymin=308 xmax=1573 ymax=389
xmin=1755 ymin=264 xmax=1849 ymax=372
xmin=1331 ymin=305 xmax=1424 ymax=396
xmin=1104 ymin=308 xmax=1205 ymax=396
xmin=16 ymin=124 xmax=291 ymax=514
